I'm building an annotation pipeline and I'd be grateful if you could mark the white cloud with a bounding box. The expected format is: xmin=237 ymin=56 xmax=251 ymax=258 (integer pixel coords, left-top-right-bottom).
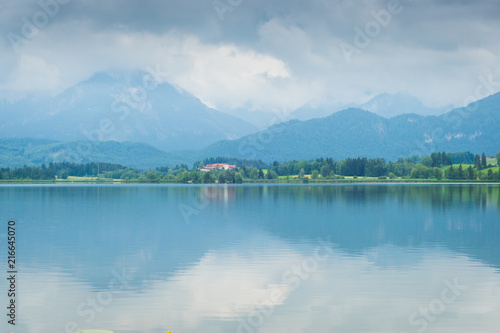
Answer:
xmin=7 ymin=54 xmax=61 ymax=91
xmin=1 ymin=0 xmax=499 ymax=113
xmin=0 ymin=22 xmax=306 ymax=111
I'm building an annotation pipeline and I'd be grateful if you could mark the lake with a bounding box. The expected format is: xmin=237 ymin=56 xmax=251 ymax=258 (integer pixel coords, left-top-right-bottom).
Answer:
xmin=1 ymin=184 xmax=499 ymax=333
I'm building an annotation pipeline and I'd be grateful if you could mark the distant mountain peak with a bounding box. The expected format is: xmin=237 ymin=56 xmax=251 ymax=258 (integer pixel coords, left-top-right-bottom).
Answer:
xmin=196 ymin=92 xmax=500 ymax=163
xmin=80 ymin=71 xmax=122 ymax=86
xmin=0 ymin=70 xmax=258 ymax=151
xmin=289 ymin=100 xmax=352 ymax=121
xmin=361 ymin=91 xmax=449 ymax=118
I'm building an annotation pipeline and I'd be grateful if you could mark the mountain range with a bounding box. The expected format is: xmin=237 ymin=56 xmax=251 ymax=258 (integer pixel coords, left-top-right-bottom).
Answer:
xmin=0 ymin=72 xmax=257 ymax=152
xmin=288 ymin=92 xmax=450 ymax=122
xmin=0 ymin=71 xmax=499 ymax=169
xmin=360 ymin=92 xmax=451 ymax=118
xmin=197 ymin=92 xmax=499 ymax=162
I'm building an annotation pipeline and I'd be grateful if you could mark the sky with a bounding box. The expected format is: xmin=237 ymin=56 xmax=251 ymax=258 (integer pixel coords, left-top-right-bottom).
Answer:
xmin=0 ymin=0 xmax=499 ymax=113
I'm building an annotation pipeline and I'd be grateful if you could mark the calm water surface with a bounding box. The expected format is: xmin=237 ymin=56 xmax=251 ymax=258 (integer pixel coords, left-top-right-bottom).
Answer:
xmin=0 ymin=184 xmax=499 ymax=333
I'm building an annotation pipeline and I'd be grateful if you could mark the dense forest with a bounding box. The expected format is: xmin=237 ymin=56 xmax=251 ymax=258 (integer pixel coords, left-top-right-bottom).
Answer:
xmin=1 ymin=151 xmax=499 ymax=183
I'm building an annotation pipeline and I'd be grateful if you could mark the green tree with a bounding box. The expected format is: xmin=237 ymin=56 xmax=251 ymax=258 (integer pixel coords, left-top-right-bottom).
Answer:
xmin=458 ymin=164 xmax=464 ymax=179
xmin=422 ymin=156 xmax=433 ymax=168
xmin=481 ymin=153 xmax=487 ymax=169
xmin=122 ymin=170 xmax=137 ymax=180
xmin=146 ymin=171 xmax=158 ymax=182
xmin=177 ymin=171 xmax=190 ymax=183
xmin=430 ymin=152 xmax=441 ymax=167
xmin=311 ymin=170 xmax=319 ymax=179
xmin=432 ymin=167 xmax=443 ymax=180
xmin=488 ymin=169 xmax=493 ymax=180
xmin=298 ymin=168 xmax=305 ymax=178
xmin=445 ymin=153 xmax=453 ymax=166
xmin=234 ymin=172 xmax=243 ymax=183
xmin=190 ymin=171 xmax=201 ymax=184
xmin=441 ymin=152 xmax=448 ymax=165
xmin=497 ymin=151 xmax=500 ymax=166
xmin=218 ymin=173 xmax=226 ymax=184
xmin=162 ymin=174 xmax=173 ymax=182
xmin=474 ymin=154 xmax=481 ymax=170
xmin=225 ymin=170 xmax=236 ymax=183
xmin=250 ymin=168 xmax=259 ymax=179
xmin=320 ymin=165 xmax=331 ymax=178
xmin=203 ymin=171 xmax=214 ymax=183
xmin=445 ymin=165 xmax=455 ymax=179
xmin=365 ymin=158 xmax=387 ymax=177
xmin=467 ymin=166 xmax=475 ymax=180
xmin=410 ymin=165 xmax=430 ymax=179
xmin=258 ymin=168 xmax=264 ymax=179
xmin=57 ymin=169 xmax=69 ymax=179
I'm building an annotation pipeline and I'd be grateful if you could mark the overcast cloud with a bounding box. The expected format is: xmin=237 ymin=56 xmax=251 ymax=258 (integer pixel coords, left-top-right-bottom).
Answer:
xmin=1 ymin=0 xmax=499 ymax=112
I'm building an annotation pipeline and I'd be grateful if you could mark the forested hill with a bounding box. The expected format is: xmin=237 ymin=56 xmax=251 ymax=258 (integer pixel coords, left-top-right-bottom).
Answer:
xmin=196 ymin=92 xmax=500 ymax=162
xmin=1 ymin=93 xmax=499 ymax=168
xmin=0 ymin=138 xmax=192 ymax=169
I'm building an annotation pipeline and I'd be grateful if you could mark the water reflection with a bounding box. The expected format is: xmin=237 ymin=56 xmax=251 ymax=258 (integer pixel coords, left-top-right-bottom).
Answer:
xmin=0 ymin=184 xmax=498 ymax=333
xmin=14 ymin=239 xmax=500 ymax=333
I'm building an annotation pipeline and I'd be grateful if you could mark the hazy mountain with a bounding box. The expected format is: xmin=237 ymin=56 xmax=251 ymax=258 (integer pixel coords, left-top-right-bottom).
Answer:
xmin=224 ymin=99 xmax=355 ymax=127
xmin=287 ymin=92 xmax=450 ymax=122
xmin=219 ymin=106 xmax=286 ymax=130
xmin=196 ymin=92 xmax=500 ymax=162
xmin=0 ymin=72 xmax=257 ymax=151
xmin=0 ymin=91 xmax=32 ymax=106
xmin=361 ymin=92 xmax=450 ymax=118
xmin=2 ymin=93 xmax=498 ymax=168
xmin=289 ymin=100 xmax=355 ymax=121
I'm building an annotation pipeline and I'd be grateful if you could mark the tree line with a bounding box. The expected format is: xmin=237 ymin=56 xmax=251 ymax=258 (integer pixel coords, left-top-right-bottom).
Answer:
xmin=1 ymin=151 xmax=499 ymax=182
xmin=0 ymin=162 xmax=129 ymax=181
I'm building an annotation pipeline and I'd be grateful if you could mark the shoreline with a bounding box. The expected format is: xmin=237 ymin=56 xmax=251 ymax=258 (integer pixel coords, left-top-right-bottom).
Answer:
xmin=1 ymin=179 xmax=499 ymax=185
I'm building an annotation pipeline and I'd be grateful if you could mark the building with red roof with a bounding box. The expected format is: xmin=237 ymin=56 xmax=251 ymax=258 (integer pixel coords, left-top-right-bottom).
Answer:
xmin=200 ymin=163 xmax=236 ymax=172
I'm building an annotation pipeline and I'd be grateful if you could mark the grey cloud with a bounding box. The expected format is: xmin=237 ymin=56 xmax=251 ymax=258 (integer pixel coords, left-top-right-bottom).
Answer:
xmin=0 ymin=0 xmax=499 ymax=109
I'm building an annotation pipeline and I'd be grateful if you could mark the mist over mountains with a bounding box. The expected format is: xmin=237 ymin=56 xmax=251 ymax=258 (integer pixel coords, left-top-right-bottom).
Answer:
xmin=0 ymin=72 xmax=498 ymax=169
xmin=198 ymin=92 xmax=499 ymax=163
xmin=0 ymin=71 xmax=257 ymax=152
xmin=289 ymin=92 xmax=451 ymax=122
xmin=360 ymin=92 xmax=451 ymax=118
